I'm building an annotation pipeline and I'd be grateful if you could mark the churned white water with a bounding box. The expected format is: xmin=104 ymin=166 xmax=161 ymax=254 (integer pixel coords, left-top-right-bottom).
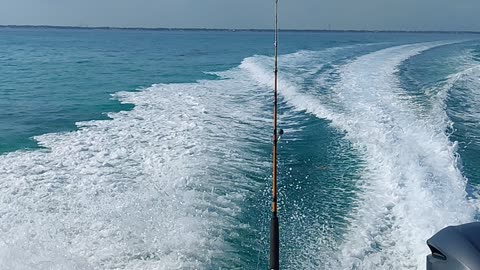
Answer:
xmin=241 ymin=42 xmax=479 ymax=269
xmin=0 ymin=73 xmax=273 ymax=269
xmin=1 ymin=39 xmax=479 ymax=270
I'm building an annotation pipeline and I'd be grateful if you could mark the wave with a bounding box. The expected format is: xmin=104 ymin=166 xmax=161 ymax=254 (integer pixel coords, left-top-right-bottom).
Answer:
xmin=0 ymin=74 xmax=273 ymax=268
xmin=442 ymin=55 xmax=480 ymax=191
xmin=241 ymin=41 xmax=479 ymax=269
xmin=1 ymin=40 xmax=479 ymax=270
xmin=446 ymin=63 xmax=480 ymax=134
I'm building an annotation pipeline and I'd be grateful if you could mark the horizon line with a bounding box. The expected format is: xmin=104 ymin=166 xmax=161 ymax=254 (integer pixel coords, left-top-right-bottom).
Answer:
xmin=1 ymin=24 xmax=480 ymax=34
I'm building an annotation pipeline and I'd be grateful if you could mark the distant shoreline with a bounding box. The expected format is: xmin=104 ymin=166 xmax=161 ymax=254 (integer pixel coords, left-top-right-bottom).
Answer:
xmin=1 ymin=25 xmax=479 ymax=34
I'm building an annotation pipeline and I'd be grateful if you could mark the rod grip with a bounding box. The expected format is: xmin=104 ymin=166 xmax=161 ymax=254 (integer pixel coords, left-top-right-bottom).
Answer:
xmin=270 ymin=215 xmax=279 ymax=270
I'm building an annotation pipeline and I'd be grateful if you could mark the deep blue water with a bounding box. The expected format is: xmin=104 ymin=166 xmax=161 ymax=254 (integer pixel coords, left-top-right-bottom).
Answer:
xmin=0 ymin=28 xmax=480 ymax=269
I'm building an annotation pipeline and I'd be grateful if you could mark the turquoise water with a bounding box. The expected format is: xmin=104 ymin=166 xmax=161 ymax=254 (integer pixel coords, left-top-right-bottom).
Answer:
xmin=1 ymin=28 xmax=480 ymax=269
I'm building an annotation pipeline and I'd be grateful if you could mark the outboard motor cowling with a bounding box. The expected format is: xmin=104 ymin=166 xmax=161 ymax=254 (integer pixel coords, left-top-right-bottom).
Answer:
xmin=427 ymin=222 xmax=480 ymax=270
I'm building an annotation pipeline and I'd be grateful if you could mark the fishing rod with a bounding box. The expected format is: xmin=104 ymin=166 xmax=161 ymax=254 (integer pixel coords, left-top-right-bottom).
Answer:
xmin=270 ymin=0 xmax=280 ymax=269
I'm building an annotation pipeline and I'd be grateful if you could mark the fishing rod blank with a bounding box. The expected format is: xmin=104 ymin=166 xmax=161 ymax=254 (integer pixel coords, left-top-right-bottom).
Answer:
xmin=270 ymin=0 xmax=280 ymax=269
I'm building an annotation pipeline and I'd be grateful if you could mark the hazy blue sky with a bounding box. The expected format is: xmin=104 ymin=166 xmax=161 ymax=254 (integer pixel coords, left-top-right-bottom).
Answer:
xmin=0 ymin=0 xmax=479 ymax=31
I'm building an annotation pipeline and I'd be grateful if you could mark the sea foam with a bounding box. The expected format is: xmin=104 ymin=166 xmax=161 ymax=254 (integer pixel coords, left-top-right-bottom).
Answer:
xmin=241 ymin=42 xmax=479 ymax=269
xmin=0 ymin=75 xmax=272 ymax=269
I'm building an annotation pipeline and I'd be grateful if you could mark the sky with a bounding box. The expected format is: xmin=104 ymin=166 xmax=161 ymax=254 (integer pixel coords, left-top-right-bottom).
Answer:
xmin=0 ymin=0 xmax=479 ymax=31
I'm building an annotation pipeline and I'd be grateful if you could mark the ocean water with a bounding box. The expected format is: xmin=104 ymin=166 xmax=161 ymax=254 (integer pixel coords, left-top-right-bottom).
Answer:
xmin=0 ymin=28 xmax=480 ymax=269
